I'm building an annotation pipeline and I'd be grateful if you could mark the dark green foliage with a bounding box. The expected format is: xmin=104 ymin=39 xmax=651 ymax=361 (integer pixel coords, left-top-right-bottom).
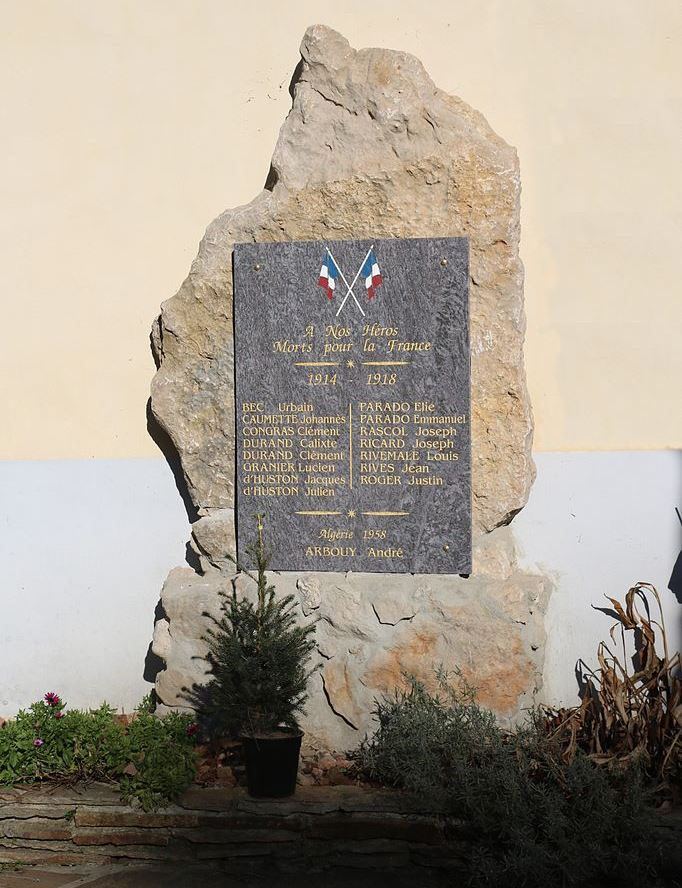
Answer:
xmin=354 ymin=671 xmax=661 ymax=888
xmin=135 ymin=692 xmax=157 ymax=715
xmin=0 ymin=697 xmax=197 ymax=812
xmin=0 ymin=701 xmax=125 ymax=784
xmin=119 ymin=710 xmax=197 ymax=812
xmin=199 ymin=517 xmax=317 ymax=737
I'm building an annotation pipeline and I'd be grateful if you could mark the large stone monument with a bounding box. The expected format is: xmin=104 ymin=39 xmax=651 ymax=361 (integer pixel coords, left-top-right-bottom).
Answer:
xmin=150 ymin=25 xmax=550 ymax=750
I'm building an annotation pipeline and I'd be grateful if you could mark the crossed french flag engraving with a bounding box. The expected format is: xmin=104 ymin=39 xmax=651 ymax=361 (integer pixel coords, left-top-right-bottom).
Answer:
xmin=318 ymin=245 xmax=383 ymax=316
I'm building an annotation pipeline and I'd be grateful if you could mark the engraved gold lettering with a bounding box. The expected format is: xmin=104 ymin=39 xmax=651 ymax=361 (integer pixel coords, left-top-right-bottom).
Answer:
xmin=361 ymin=324 xmax=398 ymax=337
xmin=427 ymin=451 xmax=459 ymax=462
xmin=278 ymin=402 xmax=313 ymax=412
xmin=323 ymin=342 xmax=352 ymax=356
xmin=360 ymin=475 xmax=402 ymax=486
xmin=386 ymin=339 xmax=432 ymax=352
xmin=319 ymin=528 xmax=354 ymax=541
xmin=412 ymin=413 xmax=467 ymax=425
xmin=407 ymin=475 xmax=444 ymax=486
xmin=367 ymin=546 xmax=404 ymax=558
xmin=305 ymin=546 xmax=356 ymax=557
xmin=415 ymin=438 xmax=455 ymax=450
xmin=324 ymin=325 xmax=351 ymax=339
xmin=272 ymin=340 xmax=313 ymax=353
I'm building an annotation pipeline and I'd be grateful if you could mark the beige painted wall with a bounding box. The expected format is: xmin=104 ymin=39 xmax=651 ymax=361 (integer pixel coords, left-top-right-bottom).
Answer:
xmin=1 ymin=0 xmax=680 ymax=459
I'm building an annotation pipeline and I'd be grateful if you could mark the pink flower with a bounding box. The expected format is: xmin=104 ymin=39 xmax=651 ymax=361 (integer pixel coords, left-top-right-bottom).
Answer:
xmin=44 ymin=692 xmax=61 ymax=707
xmin=54 ymin=711 xmax=65 ymax=720
xmin=186 ymin=723 xmax=199 ymax=738
xmin=33 ymin=738 xmax=44 ymax=748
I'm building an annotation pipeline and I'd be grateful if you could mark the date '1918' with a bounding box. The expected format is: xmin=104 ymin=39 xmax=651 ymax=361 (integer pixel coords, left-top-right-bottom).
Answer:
xmin=367 ymin=372 xmax=397 ymax=385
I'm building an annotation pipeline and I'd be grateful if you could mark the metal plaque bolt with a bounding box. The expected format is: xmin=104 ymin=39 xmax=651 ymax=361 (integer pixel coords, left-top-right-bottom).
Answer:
xmin=442 ymin=544 xmax=450 ymax=552
xmin=440 ymin=257 xmax=448 ymax=267
xmin=254 ymin=263 xmax=261 ymax=271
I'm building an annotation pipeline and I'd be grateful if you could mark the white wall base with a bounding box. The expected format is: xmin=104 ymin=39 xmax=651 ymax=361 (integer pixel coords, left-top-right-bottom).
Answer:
xmin=513 ymin=451 xmax=681 ymax=707
xmin=1 ymin=451 xmax=679 ymax=717
xmin=0 ymin=459 xmax=188 ymax=715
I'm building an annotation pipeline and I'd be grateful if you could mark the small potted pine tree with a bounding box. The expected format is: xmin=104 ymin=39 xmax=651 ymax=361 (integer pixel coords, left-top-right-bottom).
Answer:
xmin=201 ymin=516 xmax=317 ymax=797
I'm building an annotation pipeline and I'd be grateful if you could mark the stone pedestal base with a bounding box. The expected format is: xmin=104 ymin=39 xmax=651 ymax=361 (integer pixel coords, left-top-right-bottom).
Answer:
xmin=153 ymin=525 xmax=549 ymax=750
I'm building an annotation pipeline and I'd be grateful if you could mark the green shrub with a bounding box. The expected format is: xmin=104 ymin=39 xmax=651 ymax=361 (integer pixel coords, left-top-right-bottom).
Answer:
xmin=119 ymin=709 xmax=198 ymax=812
xmin=195 ymin=516 xmax=317 ymax=738
xmin=353 ymin=671 xmax=661 ymax=888
xmin=0 ymin=693 xmax=198 ymax=811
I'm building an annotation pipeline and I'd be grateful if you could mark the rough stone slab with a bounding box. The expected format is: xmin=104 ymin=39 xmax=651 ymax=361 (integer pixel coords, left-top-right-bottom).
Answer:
xmin=306 ymin=815 xmax=445 ymax=844
xmin=194 ymin=813 xmax=300 ymax=831
xmin=172 ymin=826 xmax=299 ymax=844
xmin=1 ymin=784 xmax=120 ymax=806
xmin=234 ymin=797 xmax=339 ymax=817
xmin=95 ymin=844 xmax=190 ymax=861
xmin=0 ymin=821 xmax=72 ymax=841
xmin=194 ymin=843 xmax=275 ymax=860
xmin=178 ymin=787 xmax=239 ymax=812
xmin=73 ymin=829 xmax=169 ymax=847
xmin=74 ymin=808 xmax=199 ymax=829
xmin=0 ymin=805 xmax=75 ymax=820
xmin=233 ymin=786 xmax=441 ymax=816
xmin=280 ymin=838 xmax=413 ymax=868
xmin=151 ymin=25 xmax=533 ymax=534
xmin=150 ymin=25 xmax=549 ymax=744
xmin=191 ymin=510 xmax=236 ymax=573
xmin=0 ymin=869 xmax=79 ymax=887
xmin=411 ymin=846 xmax=470 ymax=871
xmin=0 ymin=847 xmax=90 ymax=866
xmin=155 ymin=537 xmax=550 ymax=749
xmin=0 ymin=838 xmax=80 ymax=856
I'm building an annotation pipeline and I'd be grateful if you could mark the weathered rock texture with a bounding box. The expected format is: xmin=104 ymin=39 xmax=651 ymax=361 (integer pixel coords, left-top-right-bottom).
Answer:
xmin=155 ymin=527 xmax=548 ymax=750
xmin=150 ymin=25 xmax=549 ymax=748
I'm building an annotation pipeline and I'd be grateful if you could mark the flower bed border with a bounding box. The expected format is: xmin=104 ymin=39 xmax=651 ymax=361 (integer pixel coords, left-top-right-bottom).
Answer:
xmin=2 ymin=782 xmax=680 ymax=879
xmin=0 ymin=782 xmax=466 ymax=873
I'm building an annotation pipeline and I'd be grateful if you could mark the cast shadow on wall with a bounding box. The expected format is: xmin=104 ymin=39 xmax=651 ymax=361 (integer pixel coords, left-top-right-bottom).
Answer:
xmin=146 ymin=397 xmax=199 ymax=526
xmin=670 ymin=506 xmax=682 ymax=667
xmin=669 ymin=508 xmax=682 ymax=607
xmin=143 ymin=397 xmax=203 ymax=683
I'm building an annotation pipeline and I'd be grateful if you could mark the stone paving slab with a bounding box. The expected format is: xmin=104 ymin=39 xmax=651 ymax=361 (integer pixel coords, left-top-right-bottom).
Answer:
xmin=0 ymin=864 xmax=452 ymax=888
xmin=0 ymin=871 xmax=78 ymax=888
xmin=0 ymin=786 xmax=120 ymax=808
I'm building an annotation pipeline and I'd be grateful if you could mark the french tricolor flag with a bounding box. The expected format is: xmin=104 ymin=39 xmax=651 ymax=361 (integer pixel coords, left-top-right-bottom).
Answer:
xmin=318 ymin=251 xmax=338 ymax=300
xmin=361 ymin=249 xmax=383 ymax=299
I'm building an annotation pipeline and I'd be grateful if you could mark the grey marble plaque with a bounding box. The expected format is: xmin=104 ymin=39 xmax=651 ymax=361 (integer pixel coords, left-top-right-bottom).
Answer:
xmin=233 ymin=238 xmax=470 ymax=574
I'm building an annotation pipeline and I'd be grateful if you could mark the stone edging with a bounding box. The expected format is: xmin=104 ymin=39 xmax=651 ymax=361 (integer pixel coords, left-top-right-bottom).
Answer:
xmin=2 ymin=783 xmax=680 ymax=878
xmin=0 ymin=783 xmax=468 ymax=873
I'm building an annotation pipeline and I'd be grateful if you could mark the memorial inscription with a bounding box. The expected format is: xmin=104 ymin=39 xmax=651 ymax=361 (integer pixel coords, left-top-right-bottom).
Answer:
xmin=233 ymin=238 xmax=471 ymax=574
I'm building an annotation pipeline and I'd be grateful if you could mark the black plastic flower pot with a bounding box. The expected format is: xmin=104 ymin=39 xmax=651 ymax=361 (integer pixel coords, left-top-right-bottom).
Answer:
xmin=241 ymin=730 xmax=303 ymax=798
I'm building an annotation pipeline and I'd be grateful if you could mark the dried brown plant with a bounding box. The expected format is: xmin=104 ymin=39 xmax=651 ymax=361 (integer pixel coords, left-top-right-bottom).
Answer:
xmin=542 ymin=582 xmax=681 ymax=792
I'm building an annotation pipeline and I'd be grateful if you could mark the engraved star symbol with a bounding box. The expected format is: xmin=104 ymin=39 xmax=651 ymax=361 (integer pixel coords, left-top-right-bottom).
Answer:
xmin=346 ymin=359 xmax=355 ymax=368
xmin=347 ymin=509 xmax=356 ymax=518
